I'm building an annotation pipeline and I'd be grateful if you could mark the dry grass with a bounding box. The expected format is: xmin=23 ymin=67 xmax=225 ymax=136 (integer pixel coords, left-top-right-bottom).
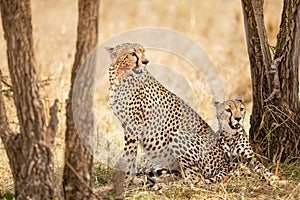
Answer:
xmin=93 ymin=161 xmax=300 ymax=200
xmin=0 ymin=0 xmax=299 ymax=199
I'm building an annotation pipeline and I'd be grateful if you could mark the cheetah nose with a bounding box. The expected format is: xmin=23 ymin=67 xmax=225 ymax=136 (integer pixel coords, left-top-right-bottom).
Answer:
xmin=142 ymin=59 xmax=149 ymax=65
xmin=235 ymin=117 xmax=242 ymax=122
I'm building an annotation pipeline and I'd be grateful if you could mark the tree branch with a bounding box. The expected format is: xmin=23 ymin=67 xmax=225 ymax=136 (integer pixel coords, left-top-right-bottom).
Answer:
xmin=264 ymin=55 xmax=284 ymax=103
xmin=1 ymin=77 xmax=12 ymax=88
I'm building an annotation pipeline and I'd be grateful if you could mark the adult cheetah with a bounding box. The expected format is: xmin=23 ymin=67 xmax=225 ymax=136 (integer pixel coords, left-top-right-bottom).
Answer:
xmin=107 ymin=43 xmax=221 ymax=186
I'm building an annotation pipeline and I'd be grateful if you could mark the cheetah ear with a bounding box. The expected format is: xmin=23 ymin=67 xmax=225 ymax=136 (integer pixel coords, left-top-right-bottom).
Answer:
xmin=105 ymin=47 xmax=115 ymax=59
xmin=236 ymin=98 xmax=243 ymax=103
xmin=105 ymin=46 xmax=114 ymax=52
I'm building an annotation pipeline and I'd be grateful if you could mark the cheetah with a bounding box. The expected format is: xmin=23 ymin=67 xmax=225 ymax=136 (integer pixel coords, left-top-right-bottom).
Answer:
xmin=107 ymin=43 xmax=224 ymax=187
xmin=214 ymin=99 xmax=278 ymax=183
xmin=139 ymin=99 xmax=279 ymax=186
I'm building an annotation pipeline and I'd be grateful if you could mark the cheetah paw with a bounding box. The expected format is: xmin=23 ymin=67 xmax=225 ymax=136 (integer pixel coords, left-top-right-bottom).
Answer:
xmin=269 ymin=175 xmax=288 ymax=186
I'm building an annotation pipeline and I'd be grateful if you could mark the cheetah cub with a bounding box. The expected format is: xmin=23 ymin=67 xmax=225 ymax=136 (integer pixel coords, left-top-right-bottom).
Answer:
xmin=214 ymin=99 xmax=279 ymax=183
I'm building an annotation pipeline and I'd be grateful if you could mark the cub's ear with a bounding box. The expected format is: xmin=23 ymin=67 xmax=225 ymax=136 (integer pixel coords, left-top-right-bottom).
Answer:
xmin=214 ymin=101 xmax=220 ymax=106
xmin=236 ymin=98 xmax=243 ymax=103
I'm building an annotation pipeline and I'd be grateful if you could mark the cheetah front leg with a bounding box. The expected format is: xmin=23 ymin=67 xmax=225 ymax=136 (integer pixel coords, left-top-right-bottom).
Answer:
xmin=110 ymin=129 xmax=138 ymax=195
xmin=249 ymin=157 xmax=279 ymax=183
xmin=178 ymin=156 xmax=202 ymax=186
xmin=203 ymin=168 xmax=229 ymax=184
xmin=202 ymin=158 xmax=230 ymax=184
xmin=236 ymin=146 xmax=279 ymax=184
xmin=178 ymin=153 xmax=230 ymax=185
xmin=229 ymin=162 xmax=252 ymax=177
xmin=123 ymin=131 xmax=139 ymax=186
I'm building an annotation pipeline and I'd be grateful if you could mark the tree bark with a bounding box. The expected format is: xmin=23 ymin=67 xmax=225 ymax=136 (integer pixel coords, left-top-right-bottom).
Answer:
xmin=0 ymin=0 xmax=58 ymax=199
xmin=241 ymin=0 xmax=300 ymax=162
xmin=62 ymin=0 xmax=99 ymax=199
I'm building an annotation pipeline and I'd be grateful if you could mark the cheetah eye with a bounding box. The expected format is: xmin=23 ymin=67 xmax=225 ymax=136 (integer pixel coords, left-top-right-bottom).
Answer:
xmin=131 ymin=52 xmax=139 ymax=66
xmin=226 ymin=109 xmax=231 ymax=112
xmin=240 ymin=108 xmax=244 ymax=111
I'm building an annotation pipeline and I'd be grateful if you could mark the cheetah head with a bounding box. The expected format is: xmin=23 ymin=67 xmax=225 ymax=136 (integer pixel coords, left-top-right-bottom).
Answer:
xmin=107 ymin=43 xmax=149 ymax=80
xmin=215 ymin=99 xmax=246 ymax=132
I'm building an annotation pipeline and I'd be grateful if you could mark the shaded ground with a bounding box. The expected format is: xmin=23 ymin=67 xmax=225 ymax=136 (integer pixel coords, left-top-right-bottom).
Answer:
xmin=93 ymin=162 xmax=300 ymax=200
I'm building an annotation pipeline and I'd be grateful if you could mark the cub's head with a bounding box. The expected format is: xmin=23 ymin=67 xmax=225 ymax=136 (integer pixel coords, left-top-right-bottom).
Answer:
xmin=215 ymin=99 xmax=246 ymax=131
xmin=107 ymin=43 xmax=149 ymax=80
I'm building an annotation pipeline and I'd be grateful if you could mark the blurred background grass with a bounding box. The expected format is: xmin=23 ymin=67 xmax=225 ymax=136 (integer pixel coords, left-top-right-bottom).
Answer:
xmin=1 ymin=0 xmax=295 ymax=198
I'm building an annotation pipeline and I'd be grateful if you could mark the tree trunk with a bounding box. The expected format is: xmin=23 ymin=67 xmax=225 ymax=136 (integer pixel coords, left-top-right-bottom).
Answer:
xmin=241 ymin=0 xmax=300 ymax=163
xmin=0 ymin=0 xmax=58 ymax=199
xmin=62 ymin=0 xmax=99 ymax=199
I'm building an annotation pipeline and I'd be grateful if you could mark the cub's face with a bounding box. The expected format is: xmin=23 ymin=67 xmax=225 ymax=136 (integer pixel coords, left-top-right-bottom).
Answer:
xmin=107 ymin=43 xmax=149 ymax=80
xmin=215 ymin=99 xmax=246 ymax=131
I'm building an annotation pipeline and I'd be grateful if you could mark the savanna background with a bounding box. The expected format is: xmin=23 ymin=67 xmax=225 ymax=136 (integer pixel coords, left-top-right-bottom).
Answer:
xmin=0 ymin=0 xmax=299 ymax=199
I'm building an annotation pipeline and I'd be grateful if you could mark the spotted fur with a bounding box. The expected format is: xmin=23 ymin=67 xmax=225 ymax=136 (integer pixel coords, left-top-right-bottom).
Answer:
xmin=108 ymin=43 xmax=222 ymax=187
xmin=214 ymin=99 xmax=278 ymax=183
xmin=107 ymin=43 xmax=277 ymax=190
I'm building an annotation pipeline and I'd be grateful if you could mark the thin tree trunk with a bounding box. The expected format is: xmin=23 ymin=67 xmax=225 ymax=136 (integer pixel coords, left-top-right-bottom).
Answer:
xmin=241 ymin=0 xmax=272 ymax=138
xmin=241 ymin=0 xmax=300 ymax=163
xmin=62 ymin=0 xmax=99 ymax=199
xmin=0 ymin=0 xmax=58 ymax=199
xmin=272 ymin=0 xmax=300 ymax=162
